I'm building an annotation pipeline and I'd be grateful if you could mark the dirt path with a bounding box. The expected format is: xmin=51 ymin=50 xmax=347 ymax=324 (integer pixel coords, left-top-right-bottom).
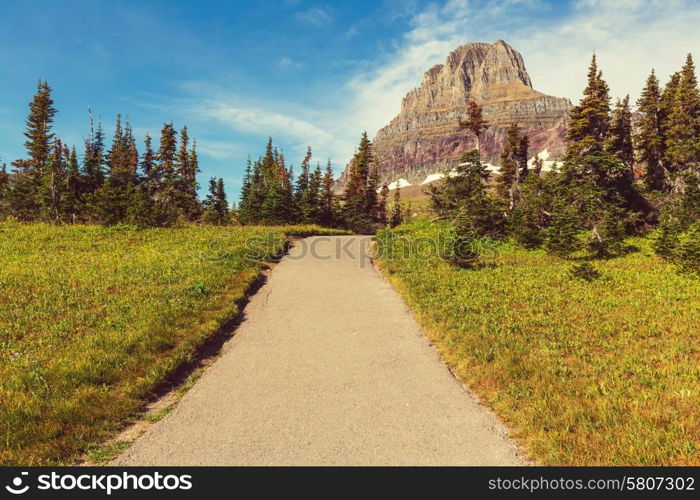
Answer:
xmin=114 ymin=236 xmax=526 ymax=465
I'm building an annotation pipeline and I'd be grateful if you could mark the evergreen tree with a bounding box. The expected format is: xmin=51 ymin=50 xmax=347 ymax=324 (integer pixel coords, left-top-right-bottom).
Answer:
xmin=342 ymin=132 xmax=374 ymax=231
xmin=203 ymin=177 xmax=229 ymax=225
xmin=636 ymin=70 xmax=667 ymax=191
xmin=24 ymin=79 xmax=56 ymax=177
xmin=566 ymin=54 xmax=611 ymax=159
xmin=426 ymin=150 xmax=504 ymax=236
xmin=365 ymin=164 xmax=380 ymax=220
xmin=295 ymin=146 xmax=312 ymax=222
xmin=238 ymin=156 xmax=254 ymax=224
xmin=83 ymin=116 xmax=105 ymax=195
xmin=497 ymin=123 xmax=519 ymax=206
xmin=377 ymin=184 xmax=389 ymax=226
xmin=458 ymin=100 xmax=488 ymax=154
xmin=0 ymin=161 xmax=9 ymax=219
xmin=517 ymin=134 xmax=529 ymax=181
xmin=320 ymin=159 xmax=335 ymax=227
xmin=64 ymin=145 xmax=82 ymax=221
xmin=156 ymin=122 xmax=178 ymax=202
xmin=10 ymin=79 xmax=57 ymax=220
xmin=39 ymin=138 xmax=67 ymax=221
xmin=664 ymin=54 xmax=700 ymax=187
xmin=606 ymin=95 xmax=634 ymax=169
xmin=389 ymin=186 xmax=403 ymax=228
xmin=174 ymin=126 xmax=200 ymax=220
xmin=140 ymin=133 xmax=155 ymax=189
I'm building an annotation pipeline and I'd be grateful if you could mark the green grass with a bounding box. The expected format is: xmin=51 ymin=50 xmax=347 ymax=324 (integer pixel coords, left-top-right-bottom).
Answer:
xmin=0 ymin=221 xmax=347 ymax=465
xmin=375 ymin=219 xmax=700 ymax=465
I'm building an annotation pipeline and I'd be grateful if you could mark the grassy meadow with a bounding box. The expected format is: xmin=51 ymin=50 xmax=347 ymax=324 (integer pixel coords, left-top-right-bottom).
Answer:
xmin=0 ymin=221 xmax=346 ymax=465
xmin=375 ymin=219 xmax=699 ymax=465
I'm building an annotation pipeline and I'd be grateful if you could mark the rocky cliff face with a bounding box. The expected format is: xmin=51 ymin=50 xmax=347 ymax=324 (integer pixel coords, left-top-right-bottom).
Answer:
xmin=342 ymin=40 xmax=571 ymax=185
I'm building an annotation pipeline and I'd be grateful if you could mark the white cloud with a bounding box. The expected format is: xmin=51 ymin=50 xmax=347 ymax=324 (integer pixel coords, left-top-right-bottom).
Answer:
xmin=294 ymin=6 xmax=334 ymax=27
xmin=278 ymin=56 xmax=301 ymax=70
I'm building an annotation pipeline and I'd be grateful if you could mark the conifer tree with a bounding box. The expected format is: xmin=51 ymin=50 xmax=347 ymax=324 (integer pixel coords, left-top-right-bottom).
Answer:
xmin=664 ymin=54 xmax=700 ymax=187
xmin=295 ymin=146 xmax=313 ymax=222
xmin=377 ymin=184 xmax=389 ymax=226
xmin=140 ymin=133 xmax=155 ymax=189
xmin=606 ymin=95 xmax=634 ymax=169
xmin=566 ymin=54 xmax=611 ymax=158
xmin=458 ymin=100 xmax=488 ymax=154
xmin=64 ymin=146 xmax=82 ymax=221
xmin=389 ymin=186 xmax=403 ymax=228
xmin=39 ymin=138 xmax=67 ymax=221
xmin=636 ymin=70 xmax=666 ymax=191
xmin=93 ymin=115 xmax=138 ymax=224
xmin=365 ymin=164 xmax=380 ymax=219
xmin=517 ymin=134 xmax=529 ymax=180
xmin=174 ymin=126 xmax=200 ymax=220
xmin=0 ymin=161 xmax=9 ymax=219
xmin=10 ymin=79 xmax=57 ymax=220
xmin=238 ymin=156 xmax=254 ymax=224
xmin=83 ymin=116 xmax=105 ymax=195
xmin=203 ymin=177 xmax=229 ymax=225
xmin=497 ymin=123 xmax=519 ymax=206
xmin=343 ymin=132 xmax=374 ymax=230
xmin=320 ymin=159 xmax=335 ymax=227
xmin=156 ymin=122 xmax=178 ymax=201
xmin=24 ymin=79 xmax=56 ymax=177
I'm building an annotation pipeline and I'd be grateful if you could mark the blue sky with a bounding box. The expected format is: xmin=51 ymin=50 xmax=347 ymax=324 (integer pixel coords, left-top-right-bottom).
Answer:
xmin=1 ymin=0 xmax=698 ymax=198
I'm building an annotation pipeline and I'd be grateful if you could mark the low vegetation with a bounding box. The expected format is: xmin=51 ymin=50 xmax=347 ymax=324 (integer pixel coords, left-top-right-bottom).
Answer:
xmin=375 ymin=219 xmax=699 ymax=465
xmin=0 ymin=222 xmax=346 ymax=465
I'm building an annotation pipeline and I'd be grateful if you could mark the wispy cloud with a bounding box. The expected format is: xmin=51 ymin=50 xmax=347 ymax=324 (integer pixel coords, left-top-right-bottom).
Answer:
xmin=278 ymin=56 xmax=301 ymax=70
xmin=294 ymin=6 xmax=334 ymax=28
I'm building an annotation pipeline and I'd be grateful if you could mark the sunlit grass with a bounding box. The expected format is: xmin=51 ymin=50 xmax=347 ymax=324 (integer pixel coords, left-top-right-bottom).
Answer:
xmin=376 ymin=219 xmax=699 ymax=465
xmin=0 ymin=221 xmax=347 ymax=465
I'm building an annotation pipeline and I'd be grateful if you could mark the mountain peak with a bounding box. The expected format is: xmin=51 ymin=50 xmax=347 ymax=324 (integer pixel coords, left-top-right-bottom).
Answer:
xmin=342 ymin=41 xmax=571 ymax=185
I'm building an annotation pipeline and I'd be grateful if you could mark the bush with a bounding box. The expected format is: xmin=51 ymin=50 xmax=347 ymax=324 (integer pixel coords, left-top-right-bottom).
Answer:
xmin=569 ymin=262 xmax=603 ymax=282
xmin=677 ymin=223 xmax=700 ymax=275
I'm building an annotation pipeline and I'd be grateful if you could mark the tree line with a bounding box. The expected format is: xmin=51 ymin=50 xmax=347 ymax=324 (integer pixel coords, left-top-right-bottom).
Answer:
xmin=0 ymin=80 xmax=230 ymax=226
xmin=238 ymin=132 xmax=403 ymax=231
xmin=427 ymin=53 xmax=699 ymax=273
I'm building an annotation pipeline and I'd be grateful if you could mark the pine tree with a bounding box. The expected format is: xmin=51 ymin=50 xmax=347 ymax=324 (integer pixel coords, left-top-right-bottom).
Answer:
xmin=24 ymin=79 xmax=56 ymax=177
xmin=10 ymin=79 xmax=57 ymax=220
xmin=156 ymin=122 xmax=178 ymax=202
xmin=239 ymin=156 xmax=254 ymax=224
xmin=83 ymin=116 xmax=105 ymax=195
xmin=187 ymin=140 xmax=202 ymax=219
xmin=140 ymin=133 xmax=155 ymax=190
xmin=174 ymin=126 xmax=200 ymax=220
xmin=203 ymin=177 xmax=229 ymax=225
xmin=320 ymin=159 xmax=335 ymax=227
xmin=64 ymin=146 xmax=82 ymax=221
xmin=0 ymin=161 xmax=9 ymax=219
xmin=664 ymin=54 xmax=700 ymax=187
xmin=458 ymin=100 xmax=488 ymax=154
xmin=389 ymin=186 xmax=403 ymax=227
xmin=566 ymin=54 xmax=611 ymax=159
xmin=377 ymin=184 xmax=389 ymax=226
xmin=295 ymin=146 xmax=313 ymax=222
xmin=497 ymin=123 xmax=519 ymax=206
xmin=365 ymin=164 xmax=380 ymax=220
xmin=39 ymin=138 xmax=67 ymax=221
xmin=636 ymin=70 xmax=666 ymax=191
xmin=606 ymin=95 xmax=634 ymax=169
xmin=517 ymin=134 xmax=529 ymax=181
xmin=342 ymin=132 xmax=374 ymax=231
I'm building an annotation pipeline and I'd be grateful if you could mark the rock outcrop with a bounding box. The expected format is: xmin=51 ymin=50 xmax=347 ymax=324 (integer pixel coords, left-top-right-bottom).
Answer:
xmin=342 ymin=40 xmax=571 ymax=185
